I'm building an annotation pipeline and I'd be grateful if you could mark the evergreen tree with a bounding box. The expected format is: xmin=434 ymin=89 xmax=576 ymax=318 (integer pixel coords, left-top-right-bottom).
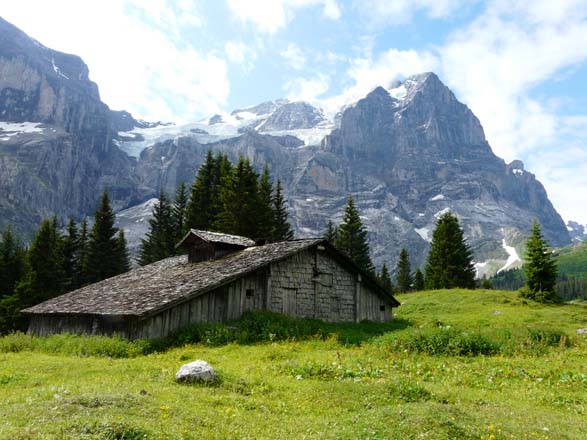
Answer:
xmin=324 ymin=220 xmax=338 ymax=244
xmin=272 ymin=178 xmax=294 ymax=241
xmin=172 ymin=182 xmax=189 ymax=243
xmin=59 ymin=217 xmax=80 ymax=292
xmin=87 ymin=190 xmax=127 ymax=282
xmin=114 ymin=230 xmax=131 ymax=273
xmin=335 ymin=196 xmax=374 ymax=273
xmin=257 ymin=165 xmax=275 ymax=241
xmin=76 ymin=218 xmax=90 ymax=287
xmin=216 ymin=156 xmax=262 ymax=238
xmin=523 ymin=221 xmax=558 ymax=302
xmin=138 ymin=191 xmax=176 ymax=265
xmin=187 ymin=151 xmax=222 ymax=230
xmin=396 ymin=248 xmax=414 ymax=293
xmin=379 ymin=263 xmax=394 ymax=294
xmin=0 ymin=226 xmax=26 ymax=299
xmin=425 ymin=212 xmax=476 ymax=289
xmin=413 ymin=268 xmax=425 ymax=291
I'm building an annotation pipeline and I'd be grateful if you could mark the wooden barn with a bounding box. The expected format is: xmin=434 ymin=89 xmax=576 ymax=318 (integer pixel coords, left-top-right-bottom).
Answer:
xmin=22 ymin=230 xmax=400 ymax=339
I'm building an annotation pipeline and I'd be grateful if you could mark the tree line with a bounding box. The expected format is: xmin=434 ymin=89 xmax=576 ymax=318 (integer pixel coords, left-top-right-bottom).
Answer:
xmin=0 ymin=191 xmax=129 ymax=333
xmin=138 ymin=151 xmax=293 ymax=265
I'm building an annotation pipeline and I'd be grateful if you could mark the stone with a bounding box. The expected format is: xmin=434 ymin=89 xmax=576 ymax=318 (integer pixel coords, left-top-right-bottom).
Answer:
xmin=577 ymin=328 xmax=587 ymax=335
xmin=175 ymin=360 xmax=217 ymax=383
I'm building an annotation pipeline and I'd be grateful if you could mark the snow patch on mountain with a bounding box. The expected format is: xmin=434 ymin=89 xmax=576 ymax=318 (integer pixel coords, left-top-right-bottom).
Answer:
xmin=415 ymin=227 xmax=430 ymax=242
xmin=497 ymin=239 xmax=520 ymax=274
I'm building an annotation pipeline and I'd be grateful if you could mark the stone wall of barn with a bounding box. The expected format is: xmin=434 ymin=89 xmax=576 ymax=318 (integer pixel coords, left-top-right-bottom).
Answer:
xmin=268 ymin=247 xmax=392 ymax=322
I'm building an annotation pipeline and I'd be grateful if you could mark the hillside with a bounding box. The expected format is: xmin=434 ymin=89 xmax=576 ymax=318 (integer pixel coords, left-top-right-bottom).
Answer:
xmin=1 ymin=289 xmax=586 ymax=439
xmin=491 ymin=242 xmax=587 ymax=299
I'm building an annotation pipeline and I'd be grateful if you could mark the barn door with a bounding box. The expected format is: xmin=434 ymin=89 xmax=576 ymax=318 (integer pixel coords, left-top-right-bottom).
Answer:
xmin=282 ymin=288 xmax=297 ymax=317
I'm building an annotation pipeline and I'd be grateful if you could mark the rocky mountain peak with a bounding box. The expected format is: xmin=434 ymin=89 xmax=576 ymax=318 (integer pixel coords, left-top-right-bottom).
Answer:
xmin=257 ymin=101 xmax=327 ymax=132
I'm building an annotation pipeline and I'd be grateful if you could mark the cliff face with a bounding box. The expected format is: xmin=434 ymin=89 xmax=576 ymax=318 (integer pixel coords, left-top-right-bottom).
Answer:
xmin=0 ymin=17 xmax=139 ymax=234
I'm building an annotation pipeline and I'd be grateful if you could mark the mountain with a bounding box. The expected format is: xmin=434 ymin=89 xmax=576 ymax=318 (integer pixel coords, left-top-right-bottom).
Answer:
xmin=566 ymin=221 xmax=586 ymax=243
xmin=0 ymin=18 xmax=571 ymax=274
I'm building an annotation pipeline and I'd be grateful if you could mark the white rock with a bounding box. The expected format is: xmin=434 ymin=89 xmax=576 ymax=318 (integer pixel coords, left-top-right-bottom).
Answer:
xmin=175 ymin=360 xmax=217 ymax=383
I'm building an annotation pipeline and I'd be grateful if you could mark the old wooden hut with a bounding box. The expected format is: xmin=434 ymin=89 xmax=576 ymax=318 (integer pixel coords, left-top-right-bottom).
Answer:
xmin=22 ymin=230 xmax=400 ymax=339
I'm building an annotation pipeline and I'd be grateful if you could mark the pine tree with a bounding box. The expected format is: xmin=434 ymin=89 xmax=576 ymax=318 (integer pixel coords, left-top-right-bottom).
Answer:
xmin=76 ymin=218 xmax=90 ymax=287
xmin=523 ymin=221 xmax=558 ymax=302
xmin=172 ymin=182 xmax=189 ymax=243
xmin=59 ymin=217 xmax=79 ymax=292
xmin=216 ymin=156 xmax=262 ymax=238
xmin=413 ymin=268 xmax=425 ymax=291
xmin=0 ymin=226 xmax=26 ymax=299
xmin=425 ymin=212 xmax=476 ymax=289
xmin=379 ymin=263 xmax=394 ymax=294
xmin=138 ymin=191 xmax=176 ymax=265
xmin=335 ymin=196 xmax=374 ymax=274
xmin=187 ymin=151 xmax=221 ymax=230
xmin=87 ymin=190 xmax=126 ymax=282
xmin=272 ymin=178 xmax=294 ymax=241
xmin=324 ymin=220 xmax=338 ymax=244
xmin=396 ymin=248 xmax=413 ymax=293
xmin=114 ymin=230 xmax=131 ymax=273
xmin=257 ymin=165 xmax=275 ymax=242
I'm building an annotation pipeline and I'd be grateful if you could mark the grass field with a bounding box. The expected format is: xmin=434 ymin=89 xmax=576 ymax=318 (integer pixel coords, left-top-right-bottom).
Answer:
xmin=1 ymin=289 xmax=587 ymax=439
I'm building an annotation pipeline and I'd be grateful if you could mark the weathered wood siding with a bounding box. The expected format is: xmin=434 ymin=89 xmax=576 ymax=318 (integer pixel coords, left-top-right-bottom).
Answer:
xmin=27 ymin=314 xmax=134 ymax=338
xmin=134 ymin=269 xmax=268 ymax=339
xmin=268 ymin=247 xmax=391 ymax=322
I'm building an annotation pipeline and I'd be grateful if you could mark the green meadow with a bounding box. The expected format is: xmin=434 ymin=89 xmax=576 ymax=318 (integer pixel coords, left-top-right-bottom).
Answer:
xmin=1 ymin=289 xmax=586 ymax=439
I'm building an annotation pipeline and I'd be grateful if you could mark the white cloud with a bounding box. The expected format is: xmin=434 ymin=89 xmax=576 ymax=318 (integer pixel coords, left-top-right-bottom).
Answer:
xmin=358 ymin=0 xmax=470 ymax=24
xmin=284 ymin=74 xmax=330 ymax=102
xmin=225 ymin=40 xmax=257 ymax=71
xmin=321 ymin=48 xmax=439 ymax=116
xmin=2 ymin=0 xmax=227 ymax=122
xmin=226 ymin=0 xmax=341 ymax=34
xmin=281 ymin=43 xmax=306 ymax=70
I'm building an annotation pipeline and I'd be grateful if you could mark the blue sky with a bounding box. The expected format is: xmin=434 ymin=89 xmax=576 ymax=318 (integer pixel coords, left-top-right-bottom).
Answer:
xmin=3 ymin=0 xmax=587 ymax=225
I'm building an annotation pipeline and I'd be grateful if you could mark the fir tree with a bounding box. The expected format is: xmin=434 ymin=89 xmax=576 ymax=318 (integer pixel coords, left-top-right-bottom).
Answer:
xmin=76 ymin=218 xmax=90 ymax=287
xmin=272 ymin=178 xmax=294 ymax=241
xmin=413 ymin=268 xmax=425 ymax=291
xmin=324 ymin=220 xmax=338 ymax=244
xmin=0 ymin=226 xmax=26 ymax=299
xmin=87 ymin=190 xmax=127 ymax=282
xmin=257 ymin=165 xmax=275 ymax=241
xmin=59 ymin=217 xmax=79 ymax=292
xmin=425 ymin=212 xmax=476 ymax=290
xmin=336 ymin=196 xmax=374 ymax=273
xmin=379 ymin=263 xmax=394 ymax=294
xmin=138 ymin=191 xmax=176 ymax=265
xmin=187 ymin=151 xmax=221 ymax=230
xmin=114 ymin=230 xmax=131 ymax=273
xmin=523 ymin=221 xmax=558 ymax=302
xmin=396 ymin=248 xmax=414 ymax=293
xmin=216 ymin=156 xmax=261 ymax=238
xmin=172 ymin=182 xmax=189 ymax=243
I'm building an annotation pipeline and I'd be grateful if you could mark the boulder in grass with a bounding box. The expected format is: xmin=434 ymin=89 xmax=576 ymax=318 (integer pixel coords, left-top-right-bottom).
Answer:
xmin=175 ymin=360 xmax=217 ymax=383
xmin=577 ymin=328 xmax=587 ymax=335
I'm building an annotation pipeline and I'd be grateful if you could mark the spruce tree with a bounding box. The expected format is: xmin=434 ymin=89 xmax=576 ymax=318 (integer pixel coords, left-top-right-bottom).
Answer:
xmin=0 ymin=226 xmax=26 ymax=299
xmin=336 ymin=196 xmax=374 ymax=274
xmin=216 ymin=156 xmax=261 ymax=238
xmin=76 ymin=218 xmax=90 ymax=287
xmin=187 ymin=151 xmax=221 ymax=230
xmin=138 ymin=191 xmax=176 ymax=265
xmin=87 ymin=190 xmax=126 ymax=282
xmin=172 ymin=182 xmax=189 ymax=243
xmin=379 ymin=263 xmax=394 ymax=294
xmin=413 ymin=268 xmax=425 ymax=291
xmin=272 ymin=178 xmax=294 ymax=241
xmin=396 ymin=248 xmax=413 ymax=293
xmin=257 ymin=165 xmax=275 ymax=242
xmin=523 ymin=221 xmax=558 ymax=302
xmin=114 ymin=230 xmax=131 ymax=273
xmin=425 ymin=212 xmax=476 ymax=289
xmin=60 ymin=217 xmax=79 ymax=292
xmin=324 ymin=220 xmax=338 ymax=244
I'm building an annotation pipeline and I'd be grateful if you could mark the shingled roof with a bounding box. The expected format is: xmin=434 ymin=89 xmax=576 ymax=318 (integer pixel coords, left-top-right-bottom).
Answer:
xmin=176 ymin=229 xmax=256 ymax=249
xmin=22 ymin=238 xmax=398 ymax=318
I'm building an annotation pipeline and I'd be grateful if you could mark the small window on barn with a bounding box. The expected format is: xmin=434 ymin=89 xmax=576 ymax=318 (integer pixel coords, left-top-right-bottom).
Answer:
xmin=246 ymin=289 xmax=255 ymax=298
xmin=380 ymin=305 xmax=385 ymax=312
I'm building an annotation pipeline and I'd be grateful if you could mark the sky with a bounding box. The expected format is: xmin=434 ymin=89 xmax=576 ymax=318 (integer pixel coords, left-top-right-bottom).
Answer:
xmin=2 ymin=0 xmax=587 ymax=225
